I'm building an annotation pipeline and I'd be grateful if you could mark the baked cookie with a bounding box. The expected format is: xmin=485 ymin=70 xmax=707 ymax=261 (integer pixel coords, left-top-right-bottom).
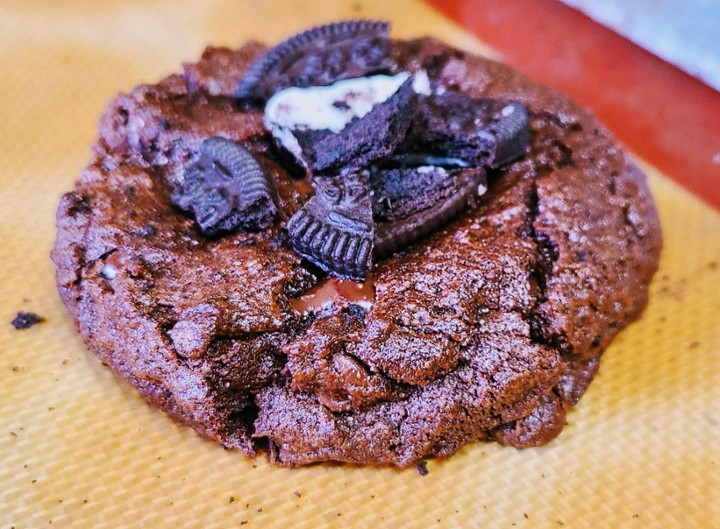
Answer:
xmin=52 ymin=21 xmax=661 ymax=467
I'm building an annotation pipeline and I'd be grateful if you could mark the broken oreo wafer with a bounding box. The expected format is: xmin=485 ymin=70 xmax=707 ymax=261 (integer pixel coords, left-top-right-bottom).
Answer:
xmin=286 ymin=164 xmax=486 ymax=278
xmin=373 ymin=167 xmax=486 ymax=259
xmin=172 ymin=137 xmax=277 ymax=237
xmin=408 ymin=93 xmax=530 ymax=168
xmin=286 ymin=174 xmax=374 ymax=280
xmin=370 ymin=163 xmax=474 ymax=222
xmin=236 ymin=20 xmax=393 ymax=102
xmin=309 ymin=77 xmax=416 ymax=174
xmin=264 ymin=72 xmax=426 ymax=175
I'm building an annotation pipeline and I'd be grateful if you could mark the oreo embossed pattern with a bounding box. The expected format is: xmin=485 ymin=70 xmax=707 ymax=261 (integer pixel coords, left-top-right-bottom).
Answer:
xmin=51 ymin=19 xmax=661 ymax=468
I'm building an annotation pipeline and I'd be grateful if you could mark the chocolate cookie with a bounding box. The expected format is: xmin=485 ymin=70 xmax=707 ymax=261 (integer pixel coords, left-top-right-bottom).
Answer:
xmin=53 ymin=22 xmax=661 ymax=467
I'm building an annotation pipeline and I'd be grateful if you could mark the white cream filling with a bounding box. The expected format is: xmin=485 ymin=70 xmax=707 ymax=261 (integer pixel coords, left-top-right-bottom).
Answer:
xmin=265 ymin=73 xmax=410 ymax=133
xmin=263 ymin=71 xmax=434 ymax=167
xmin=416 ymin=165 xmax=445 ymax=175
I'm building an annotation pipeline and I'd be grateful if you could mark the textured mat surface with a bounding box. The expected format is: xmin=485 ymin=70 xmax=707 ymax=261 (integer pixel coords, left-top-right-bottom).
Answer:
xmin=1 ymin=1 xmax=718 ymax=527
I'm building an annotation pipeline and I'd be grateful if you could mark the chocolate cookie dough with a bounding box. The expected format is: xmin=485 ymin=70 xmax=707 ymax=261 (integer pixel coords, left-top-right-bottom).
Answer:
xmin=52 ymin=21 xmax=661 ymax=467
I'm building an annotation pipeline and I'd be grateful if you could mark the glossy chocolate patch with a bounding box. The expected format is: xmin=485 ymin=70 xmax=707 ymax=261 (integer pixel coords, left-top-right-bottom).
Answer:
xmin=172 ymin=137 xmax=277 ymax=237
xmin=236 ymin=20 xmax=393 ymax=102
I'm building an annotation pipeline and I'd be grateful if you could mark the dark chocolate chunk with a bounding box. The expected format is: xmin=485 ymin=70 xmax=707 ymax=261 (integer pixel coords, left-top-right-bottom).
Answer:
xmin=11 ymin=312 xmax=45 ymax=330
xmin=373 ymin=167 xmax=486 ymax=258
xmin=236 ymin=20 xmax=393 ymax=102
xmin=286 ymin=174 xmax=374 ymax=280
xmin=172 ymin=137 xmax=277 ymax=237
xmin=308 ymin=77 xmax=416 ymax=174
xmin=407 ymin=92 xmax=529 ymax=168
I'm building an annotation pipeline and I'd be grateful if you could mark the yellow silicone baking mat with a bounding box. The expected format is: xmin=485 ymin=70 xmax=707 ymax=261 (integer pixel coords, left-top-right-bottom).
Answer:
xmin=1 ymin=1 xmax=718 ymax=527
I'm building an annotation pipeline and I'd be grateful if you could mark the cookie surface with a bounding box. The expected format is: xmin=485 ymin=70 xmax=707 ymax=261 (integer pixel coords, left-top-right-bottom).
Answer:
xmin=52 ymin=34 xmax=661 ymax=467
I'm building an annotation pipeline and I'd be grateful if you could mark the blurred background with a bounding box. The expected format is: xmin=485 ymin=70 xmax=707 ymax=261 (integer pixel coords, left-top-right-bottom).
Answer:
xmin=560 ymin=0 xmax=720 ymax=91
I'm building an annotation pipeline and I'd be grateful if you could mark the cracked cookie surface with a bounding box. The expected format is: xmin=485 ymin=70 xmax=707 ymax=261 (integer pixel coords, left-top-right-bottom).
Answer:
xmin=52 ymin=37 xmax=661 ymax=467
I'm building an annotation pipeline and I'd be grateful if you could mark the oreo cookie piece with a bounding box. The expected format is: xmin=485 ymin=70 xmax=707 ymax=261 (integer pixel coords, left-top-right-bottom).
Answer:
xmin=370 ymin=163 xmax=478 ymax=222
xmin=286 ymin=174 xmax=374 ymax=280
xmin=264 ymin=72 xmax=427 ymax=175
xmin=172 ymin=137 xmax=277 ymax=237
xmin=408 ymin=92 xmax=530 ymax=168
xmin=309 ymin=76 xmax=416 ymax=174
xmin=372 ymin=166 xmax=486 ymax=258
xmin=236 ymin=20 xmax=393 ymax=102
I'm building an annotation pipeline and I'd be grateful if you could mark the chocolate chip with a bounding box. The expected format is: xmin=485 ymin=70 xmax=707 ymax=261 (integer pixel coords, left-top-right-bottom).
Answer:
xmin=172 ymin=137 xmax=277 ymax=237
xmin=286 ymin=174 xmax=373 ymax=280
xmin=236 ymin=20 xmax=393 ymax=102
xmin=373 ymin=167 xmax=486 ymax=259
xmin=407 ymin=93 xmax=530 ymax=168
xmin=11 ymin=312 xmax=45 ymax=330
xmin=309 ymin=77 xmax=416 ymax=174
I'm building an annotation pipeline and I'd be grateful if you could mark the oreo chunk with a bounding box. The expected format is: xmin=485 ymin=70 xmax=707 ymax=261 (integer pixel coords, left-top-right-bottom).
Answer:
xmin=172 ymin=137 xmax=277 ymax=237
xmin=308 ymin=77 xmax=416 ymax=174
xmin=236 ymin=20 xmax=393 ymax=102
xmin=287 ymin=174 xmax=374 ymax=280
xmin=372 ymin=166 xmax=486 ymax=258
xmin=407 ymin=92 xmax=530 ymax=168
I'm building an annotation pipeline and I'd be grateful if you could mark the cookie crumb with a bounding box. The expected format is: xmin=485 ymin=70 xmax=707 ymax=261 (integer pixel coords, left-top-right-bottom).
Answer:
xmin=417 ymin=460 xmax=429 ymax=476
xmin=11 ymin=311 xmax=45 ymax=330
